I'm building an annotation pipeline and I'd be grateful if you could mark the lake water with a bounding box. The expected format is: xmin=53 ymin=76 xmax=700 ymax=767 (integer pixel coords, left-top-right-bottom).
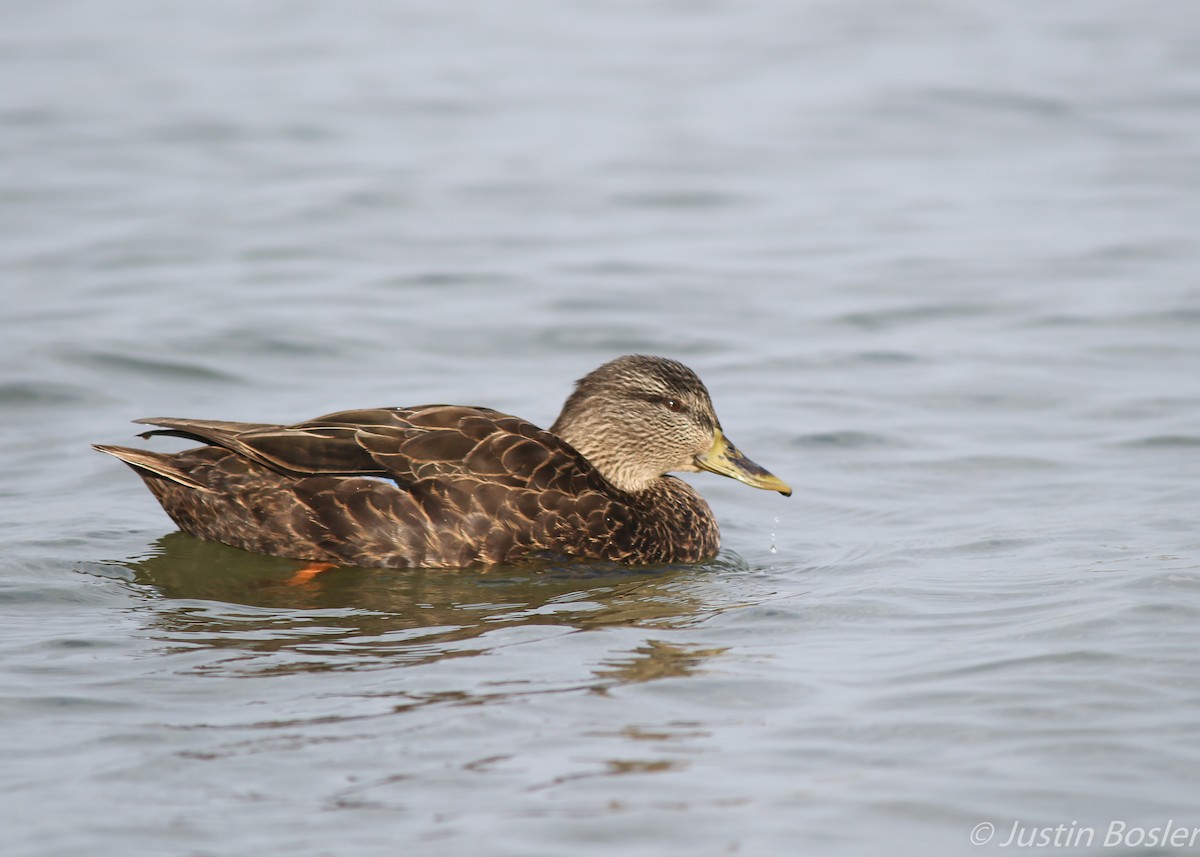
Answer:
xmin=3 ymin=1 xmax=1199 ymax=855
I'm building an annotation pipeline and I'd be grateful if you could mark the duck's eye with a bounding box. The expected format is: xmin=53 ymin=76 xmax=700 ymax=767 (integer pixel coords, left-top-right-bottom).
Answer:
xmin=664 ymin=398 xmax=684 ymax=413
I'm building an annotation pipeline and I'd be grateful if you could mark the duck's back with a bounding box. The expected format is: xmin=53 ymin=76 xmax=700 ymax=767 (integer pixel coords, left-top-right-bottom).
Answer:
xmin=97 ymin=405 xmax=719 ymax=568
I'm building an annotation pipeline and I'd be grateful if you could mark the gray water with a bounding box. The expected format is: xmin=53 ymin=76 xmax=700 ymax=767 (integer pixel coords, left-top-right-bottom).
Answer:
xmin=3 ymin=1 xmax=1200 ymax=855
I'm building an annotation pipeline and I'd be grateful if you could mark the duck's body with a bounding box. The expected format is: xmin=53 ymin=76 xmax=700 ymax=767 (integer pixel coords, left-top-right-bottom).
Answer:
xmin=95 ymin=356 xmax=790 ymax=568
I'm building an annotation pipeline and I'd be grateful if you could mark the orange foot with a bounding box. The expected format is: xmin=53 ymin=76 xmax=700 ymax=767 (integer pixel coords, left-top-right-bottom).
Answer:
xmin=285 ymin=562 xmax=336 ymax=587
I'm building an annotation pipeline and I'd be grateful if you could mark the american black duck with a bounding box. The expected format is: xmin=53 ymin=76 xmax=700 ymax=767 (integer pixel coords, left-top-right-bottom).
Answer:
xmin=95 ymin=355 xmax=790 ymax=568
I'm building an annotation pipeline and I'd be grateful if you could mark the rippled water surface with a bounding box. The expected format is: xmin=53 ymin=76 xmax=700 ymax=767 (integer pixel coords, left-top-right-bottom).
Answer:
xmin=4 ymin=2 xmax=1200 ymax=855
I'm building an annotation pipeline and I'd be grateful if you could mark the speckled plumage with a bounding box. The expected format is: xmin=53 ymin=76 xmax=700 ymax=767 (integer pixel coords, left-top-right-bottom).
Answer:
xmin=95 ymin=356 xmax=790 ymax=568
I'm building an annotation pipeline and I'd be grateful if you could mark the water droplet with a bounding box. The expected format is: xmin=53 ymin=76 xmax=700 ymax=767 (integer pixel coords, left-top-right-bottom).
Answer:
xmin=769 ymin=516 xmax=779 ymax=554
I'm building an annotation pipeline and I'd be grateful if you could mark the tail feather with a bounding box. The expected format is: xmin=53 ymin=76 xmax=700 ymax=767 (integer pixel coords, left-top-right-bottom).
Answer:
xmin=92 ymin=444 xmax=215 ymax=493
xmin=133 ymin=417 xmax=275 ymax=447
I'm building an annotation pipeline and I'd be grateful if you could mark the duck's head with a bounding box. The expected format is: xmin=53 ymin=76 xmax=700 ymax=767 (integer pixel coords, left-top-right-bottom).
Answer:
xmin=550 ymin=355 xmax=792 ymax=496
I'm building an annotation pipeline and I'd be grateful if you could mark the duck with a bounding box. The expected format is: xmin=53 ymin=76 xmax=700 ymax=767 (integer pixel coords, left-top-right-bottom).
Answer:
xmin=94 ymin=355 xmax=791 ymax=568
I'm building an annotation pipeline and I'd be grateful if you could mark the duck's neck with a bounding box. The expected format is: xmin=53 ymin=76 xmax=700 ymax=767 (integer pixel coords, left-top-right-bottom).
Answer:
xmin=551 ymin=411 xmax=655 ymax=494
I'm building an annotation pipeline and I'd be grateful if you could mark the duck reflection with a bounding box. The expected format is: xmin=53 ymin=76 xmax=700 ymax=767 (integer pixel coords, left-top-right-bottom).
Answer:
xmin=595 ymin=639 xmax=729 ymax=684
xmin=115 ymin=533 xmax=747 ymax=676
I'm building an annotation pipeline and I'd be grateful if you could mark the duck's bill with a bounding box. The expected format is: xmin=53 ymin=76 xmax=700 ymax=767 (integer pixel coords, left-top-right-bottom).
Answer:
xmin=695 ymin=429 xmax=792 ymax=496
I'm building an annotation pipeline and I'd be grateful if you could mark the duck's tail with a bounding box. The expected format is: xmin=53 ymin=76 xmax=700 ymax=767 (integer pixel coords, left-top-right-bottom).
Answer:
xmin=92 ymin=444 xmax=215 ymax=493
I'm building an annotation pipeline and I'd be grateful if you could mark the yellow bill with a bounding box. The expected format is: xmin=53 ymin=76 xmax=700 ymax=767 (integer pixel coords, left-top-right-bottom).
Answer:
xmin=695 ymin=429 xmax=791 ymax=496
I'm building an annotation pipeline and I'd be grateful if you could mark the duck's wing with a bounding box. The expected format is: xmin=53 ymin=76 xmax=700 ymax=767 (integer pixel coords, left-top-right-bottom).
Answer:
xmin=352 ymin=406 xmax=601 ymax=492
xmin=135 ymin=405 xmax=603 ymax=493
xmin=134 ymin=412 xmax=390 ymax=476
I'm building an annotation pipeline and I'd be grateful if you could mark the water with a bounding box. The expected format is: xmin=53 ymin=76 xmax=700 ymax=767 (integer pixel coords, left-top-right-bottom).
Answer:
xmin=3 ymin=1 xmax=1199 ymax=854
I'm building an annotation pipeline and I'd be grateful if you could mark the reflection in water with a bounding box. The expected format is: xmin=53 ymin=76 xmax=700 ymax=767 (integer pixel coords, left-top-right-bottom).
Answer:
xmin=103 ymin=533 xmax=750 ymax=680
xmin=595 ymin=639 xmax=729 ymax=684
